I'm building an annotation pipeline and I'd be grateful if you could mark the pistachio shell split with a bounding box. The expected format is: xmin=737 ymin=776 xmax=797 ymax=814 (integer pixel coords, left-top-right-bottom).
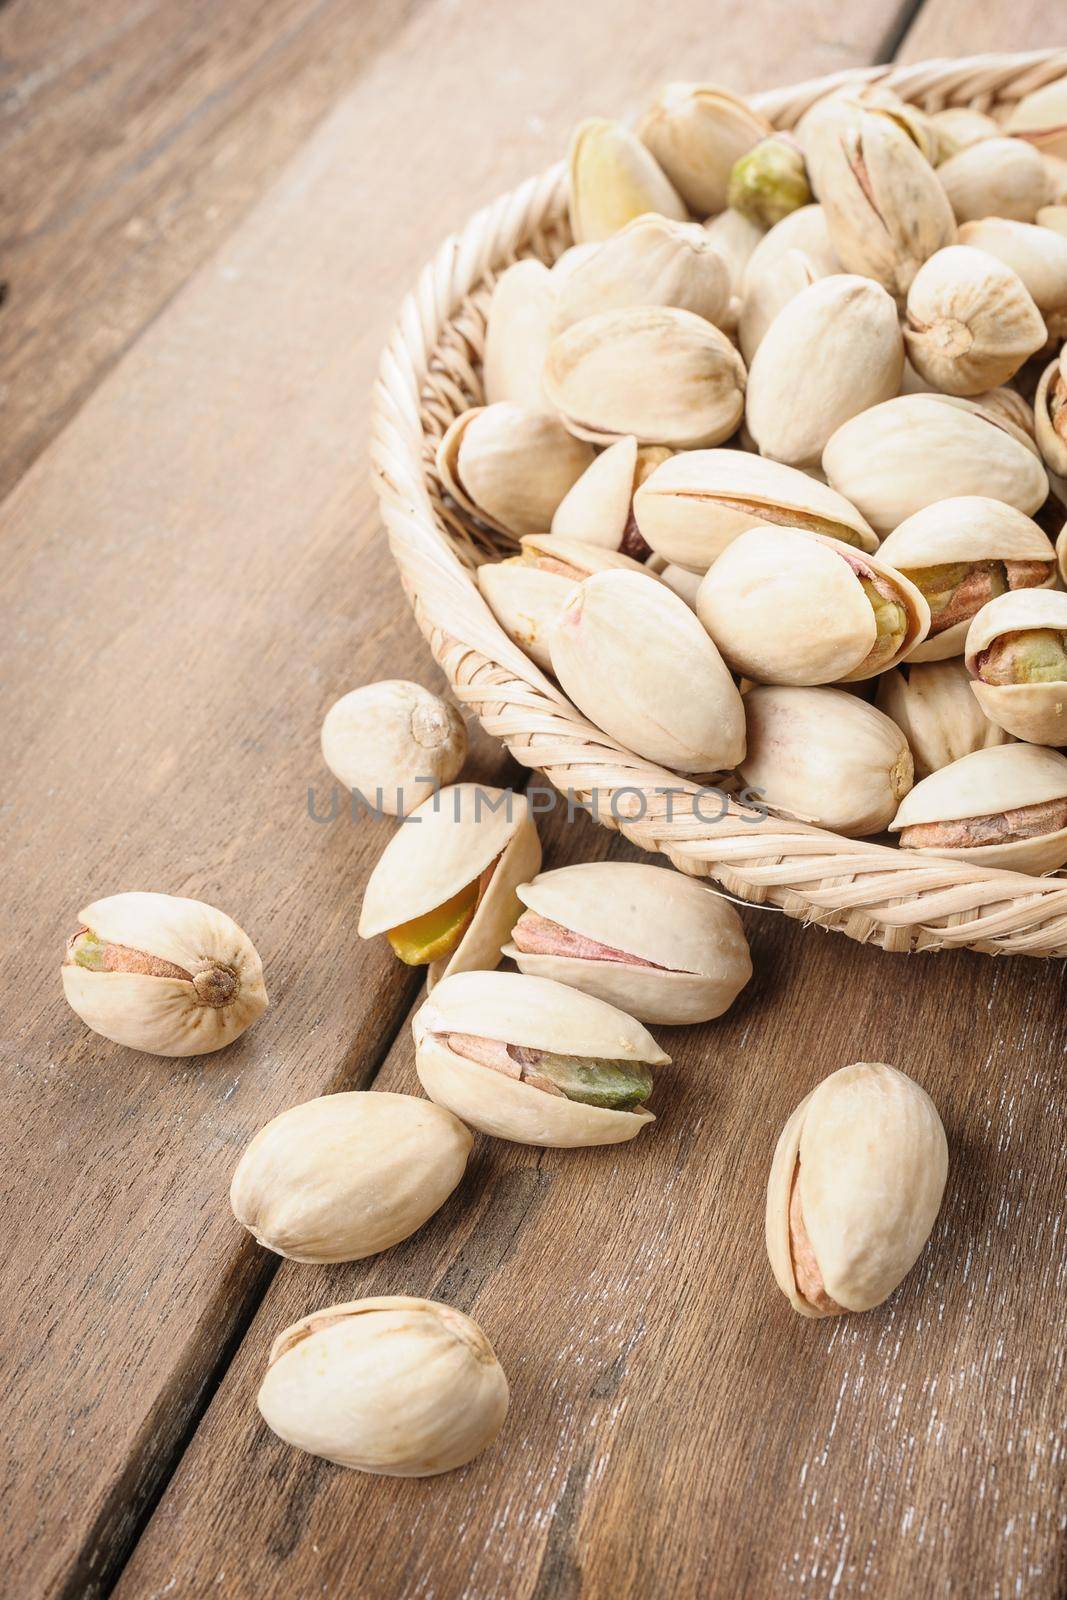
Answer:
xmin=957 ymin=218 xmax=1067 ymax=327
xmin=258 ymin=1297 xmax=508 ymax=1475
xmin=876 ymin=659 xmax=1012 ymax=780
xmin=413 ymin=970 xmax=666 ymax=1147
xmin=551 ymin=435 xmax=670 ymax=557
xmin=965 ymin=587 xmax=1067 ymax=747
xmin=637 ymin=83 xmax=773 ymax=215
xmin=891 ymin=742 xmax=1067 ymax=872
xmin=552 ymin=214 xmax=731 ymax=334
xmin=504 ymin=861 xmax=751 ymax=1024
xmin=1035 ymin=354 xmax=1067 ymax=476
xmin=436 ymin=404 xmax=594 ymax=538
xmin=483 ymin=260 xmax=558 ymax=412
xmin=936 ymin=137 xmax=1050 ymax=224
xmin=543 ymin=306 xmax=746 ymax=449
xmin=321 ymin=680 xmax=466 ymax=816
xmin=567 ymin=118 xmax=686 ymax=244
xmin=766 ymin=1062 xmax=948 ymax=1318
xmin=230 ymin=1093 xmax=472 ymax=1262
xmin=62 ymin=892 xmax=267 ymax=1057
xmin=1005 ymin=75 xmax=1067 ymax=161
xmin=727 ymin=133 xmax=812 ymax=228
xmin=903 ymin=245 xmax=1047 ymax=396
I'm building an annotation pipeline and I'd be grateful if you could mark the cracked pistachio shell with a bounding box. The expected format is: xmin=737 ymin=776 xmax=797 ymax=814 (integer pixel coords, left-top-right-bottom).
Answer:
xmin=230 ymin=1093 xmax=472 ymax=1263
xmin=633 ymin=449 xmax=877 ymax=574
xmin=258 ymin=1297 xmax=508 ymax=1475
xmin=483 ymin=260 xmax=557 ymax=413
xmin=358 ymin=784 xmax=541 ymax=984
xmin=477 ymin=534 xmax=651 ymax=671
xmin=503 ymin=861 xmax=751 ymax=1024
xmin=738 ymin=246 xmax=818 ymax=367
xmin=904 ymin=245 xmax=1046 ymax=396
xmin=1035 ymin=354 xmax=1067 ymax=476
xmin=877 ymin=659 xmax=1011 ymax=780
xmin=766 ymin=1063 xmax=948 ymax=1318
xmin=552 ymin=214 xmax=731 ymax=335
xmin=936 ymin=137 xmax=1050 ymax=225
xmin=543 ymin=306 xmax=746 ymax=450
xmin=436 ymin=405 xmax=594 ymax=539
xmin=958 ymin=218 xmax=1067 ymax=324
xmin=550 ymin=567 xmax=746 ymax=772
xmin=728 ymin=133 xmax=812 ymax=228
xmin=550 ymin=436 xmax=670 ymax=556
xmin=1038 ymin=204 xmax=1067 ymax=237
xmin=567 ymin=118 xmax=686 ymax=244
xmin=1005 ymin=75 xmax=1067 ymax=161
xmin=62 ymin=892 xmax=267 ymax=1057
xmin=321 ymin=681 xmax=466 ymax=817
xmin=926 ymin=106 xmax=1001 ymax=162
xmin=413 ymin=970 xmax=666 ymax=1146
xmin=822 ymin=395 xmax=1048 ymax=537
xmin=654 ymin=559 xmax=702 ymax=608
xmin=965 ymin=588 xmax=1067 ymax=747
xmin=696 ymin=529 xmax=929 ymax=686
xmin=746 ymin=275 xmax=904 ymax=468
xmin=801 ymin=96 xmax=956 ymax=298
xmin=637 ymin=83 xmax=773 ymax=215
xmin=877 ymin=497 xmax=1055 ymax=663
xmin=891 ymin=742 xmax=1067 ymax=871
xmin=552 ymin=243 xmax=601 ymax=284
xmin=740 ymin=204 xmax=839 ymax=296
xmin=739 ymin=685 xmax=913 ymax=837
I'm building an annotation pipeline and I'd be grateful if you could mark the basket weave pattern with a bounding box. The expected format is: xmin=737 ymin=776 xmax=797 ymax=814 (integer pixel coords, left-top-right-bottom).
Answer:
xmin=371 ymin=50 xmax=1067 ymax=958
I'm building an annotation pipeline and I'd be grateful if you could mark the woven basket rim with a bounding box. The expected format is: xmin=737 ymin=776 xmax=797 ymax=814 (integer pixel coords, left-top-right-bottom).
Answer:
xmin=370 ymin=49 xmax=1067 ymax=958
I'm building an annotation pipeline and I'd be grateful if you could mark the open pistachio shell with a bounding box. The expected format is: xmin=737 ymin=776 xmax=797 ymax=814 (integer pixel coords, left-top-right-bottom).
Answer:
xmin=937 ymin=137 xmax=1050 ymax=224
xmin=477 ymin=535 xmax=650 ymax=671
xmin=965 ymin=588 xmax=1067 ymax=747
xmin=553 ymin=214 xmax=731 ymax=334
xmin=503 ymin=861 xmax=751 ymax=1024
xmin=637 ymin=82 xmax=773 ymax=215
xmin=436 ymin=404 xmax=594 ymax=538
xmin=567 ymin=117 xmax=687 ymax=244
xmin=877 ymin=497 xmax=1056 ymax=663
xmin=550 ymin=436 xmax=670 ymax=556
xmin=1005 ymin=75 xmax=1067 ymax=161
xmin=903 ymin=245 xmax=1047 ymax=396
xmin=890 ymin=742 xmax=1067 ymax=872
xmin=358 ymin=784 xmax=541 ymax=983
xmin=739 ymin=686 xmax=913 ymax=837
xmin=696 ymin=529 xmax=929 ymax=686
xmin=957 ymin=218 xmax=1067 ymax=324
xmin=1035 ymin=354 xmax=1067 ymax=477
xmin=62 ymin=891 xmax=268 ymax=1057
xmin=550 ymin=567 xmax=746 ymax=772
xmin=876 ymin=660 xmax=1012 ymax=780
xmin=766 ymin=1062 xmax=948 ymax=1318
xmin=483 ymin=260 xmax=558 ymax=413
xmin=632 ymin=448 xmax=876 ymax=574
xmin=413 ymin=970 xmax=666 ymax=1147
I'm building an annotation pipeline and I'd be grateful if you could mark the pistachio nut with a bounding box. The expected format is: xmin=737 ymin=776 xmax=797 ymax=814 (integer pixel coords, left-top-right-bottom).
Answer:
xmin=696 ymin=529 xmax=929 ymax=686
xmin=230 ymin=1093 xmax=472 ymax=1263
xmin=891 ymin=741 xmax=1067 ymax=872
xmin=703 ymin=207 xmax=765 ymax=329
xmin=483 ymin=259 xmax=558 ymax=413
xmin=737 ymin=246 xmax=818 ymax=367
xmin=969 ymin=384 xmax=1037 ymax=439
xmin=544 ymin=306 xmax=746 ymax=451
xmin=965 ymin=588 xmax=1067 ymax=747
xmin=1035 ymin=354 xmax=1067 ymax=476
xmin=550 ymin=435 xmax=670 ymax=558
xmin=727 ymin=133 xmax=812 ymax=228
xmin=740 ymin=204 xmax=840 ymax=297
xmin=1038 ymin=203 xmax=1067 ymax=238
xmin=823 ymin=395 xmax=1049 ymax=536
xmin=936 ymin=136 xmax=1050 ymax=225
xmin=436 ymin=404 xmax=594 ymax=539
xmin=62 ymin=892 xmax=267 ymax=1057
xmin=903 ymin=245 xmax=1046 ymax=395
xmin=876 ymin=497 xmax=1056 ymax=662
xmin=412 ymin=970 xmax=666 ymax=1146
xmin=358 ymin=783 xmax=541 ymax=982
xmin=552 ymin=214 xmax=731 ymax=335
xmin=258 ymin=1297 xmax=508 ymax=1475
xmin=637 ymin=83 xmax=773 ymax=215
xmin=633 ymin=449 xmax=876 ymax=574
xmin=567 ymin=117 xmax=687 ymax=244
xmin=739 ymin=685 xmax=913 ymax=837
xmin=504 ymin=861 xmax=751 ymax=1024
xmin=876 ymin=659 xmax=1012 ymax=780
xmin=550 ymin=567 xmax=745 ymax=772
xmin=1043 ymin=155 xmax=1067 ymax=206
xmin=746 ymin=275 xmax=904 ymax=468
xmin=766 ymin=1062 xmax=947 ymax=1318
xmin=800 ymin=96 xmax=956 ymax=298
xmin=926 ymin=106 xmax=1001 ymax=162
xmin=1005 ymin=74 xmax=1067 ymax=160
xmin=957 ymin=218 xmax=1067 ymax=330
xmin=476 ymin=532 xmax=651 ymax=671
xmin=321 ymin=680 xmax=467 ymax=817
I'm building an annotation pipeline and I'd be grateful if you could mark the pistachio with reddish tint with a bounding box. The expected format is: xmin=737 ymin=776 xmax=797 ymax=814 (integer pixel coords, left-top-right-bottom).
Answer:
xmin=965 ymin=588 xmax=1067 ymax=747
xmin=891 ymin=742 xmax=1067 ymax=873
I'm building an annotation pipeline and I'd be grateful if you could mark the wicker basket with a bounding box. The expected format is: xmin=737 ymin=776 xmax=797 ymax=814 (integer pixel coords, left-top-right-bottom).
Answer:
xmin=370 ymin=49 xmax=1067 ymax=959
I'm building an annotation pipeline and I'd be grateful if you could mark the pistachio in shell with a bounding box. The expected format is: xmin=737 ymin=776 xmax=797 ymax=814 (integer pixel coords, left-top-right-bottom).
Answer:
xmin=890 ymin=741 xmax=1067 ymax=873
xmin=965 ymin=587 xmax=1067 ymax=747
xmin=637 ymin=82 xmax=773 ymax=215
xmin=321 ymin=680 xmax=466 ymax=817
xmin=1035 ymin=353 xmax=1067 ymax=477
xmin=703 ymin=207 xmax=765 ymax=329
xmin=1038 ymin=204 xmax=1067 ymax=238
xmin=957 ymin=217 xmax=1067 ymax=329
xmin=504 ymin=860 xmax=751 ymax=1024
xmin=936 ymin=136 xmax=1050 ymax=225
xmin=551 ymin=435 xmax=670 ymax=559
xmin=876 ymin=659 xmax=1012 ymax=781
xmin=766 ymin=1062 xmax=948 ymax=1318
xmin=903 ymin=245 xmax=1047 ymax=396
xmin=552 ymin=213 xmax=731 ymax=335
xmin=1005 ymin=74 xmax=1067 ymax=161
xmin=740 ymin=203 xmax=840 ymax=297
xmin=926 ymin=106 xmax=1001 ymax=162
xmin=727 ymin=133 xmax=812 ymax=228
xmin=567 ymin=117 xmax=686 ymax=244
xmin=483 ymin=259 xmax=558 ymax=413
xmin=737 ymin=245 xmax=819 ymax=367
xmin=435 ymin=404 xmax=594 ymax=539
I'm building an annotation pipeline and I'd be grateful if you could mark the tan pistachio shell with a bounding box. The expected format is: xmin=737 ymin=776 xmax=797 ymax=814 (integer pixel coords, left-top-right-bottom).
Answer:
xmin=567 ymin=118 xmax=687 ymax=244
xmin=1043 ymin=156 xmax=1067 ymax=206
xmin=483 ymin=260 xmax=558 ymax=413
xmin=926 ymin=106 xmax=1001 ymax=161
xmin=551 ymin=243 xmax=602 ymax=285
xmin=550 ymin=567 xmax=746 ymax=772
xmin=739 ymin=686 xmax=913 ymax=837
xmin=957 ymin=218 xmax=1067 ymax=320
xmin=1035 ymin=354 xmax=1067 ymax=477
xmin=740 ymin=204 xmax=840 ymax=296
xmin=654 ymin=560 xmax=703 ymax=608
xmin=766 ymin=1063 xmax=948 ymax=1318
xmin=1038 ymin=204 xmax=1067 ymax=238
xmin=503 ymin=861 xmax=751 ymax=1024
xmin=936 ymin=137 xmax=1050 ymax=224
xmin=550 ymin=435 xmax=670 ymax=553
xmin=320 ymin=680 xmax=467 ymax=816
xmin=633 ymin=448 xmax=877 ymax=574
xmin=738 ymin=246 xmax=818 ymax=367
xmin=876 ymin=659 xmax=1012 ymax=780
xmin=746 ymin=275 xmax=904 ymax=467
xmin=891 ymin=742 xmax=1067 ymax=872
xmin=412 ymin=970 xmax=665 ymax=1147
xmin=637 ymin=82 xmax=773 ymax=215
xmin=552 ymin=213 xmax=731 ymax=334
xmin=543 ymin=306 xmax=746 ymax=450
xmin=696 ymin=529 xmax=929 ymax=686
xmin=703 ymin=207 xmax=765 ymax=329
xmin=358 ymin=783 xmax=541 ymax=983
xmin=1005 ymin=75 xmax=1067 ymax=160
xmin=435 ymin=404 xmax=594 ymax=539
xmin=965 ymin=588 xmax=1067 ymax=747
xmin=61 ymin=892 xmax=268 ymax=1057
xmin=969 ymin=384 xmax=1036 ymax=439
xmin=258 ymin=1297 xmax=508 ymax=1475
xmin=877 ymin=497 xmax=1056 ymax=662
xmin=230 ymin=1093 xmax=472 ymax=1263
xmin=823 ymin=395 xmax=1048 ymax=537
xmin=903 ymin=245 xmax=1047 ymax=395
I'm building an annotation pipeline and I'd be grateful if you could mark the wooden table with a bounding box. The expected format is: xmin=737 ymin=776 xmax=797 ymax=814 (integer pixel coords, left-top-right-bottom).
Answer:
xmin=3 ymin=3 xmax=1065 ymax=1596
